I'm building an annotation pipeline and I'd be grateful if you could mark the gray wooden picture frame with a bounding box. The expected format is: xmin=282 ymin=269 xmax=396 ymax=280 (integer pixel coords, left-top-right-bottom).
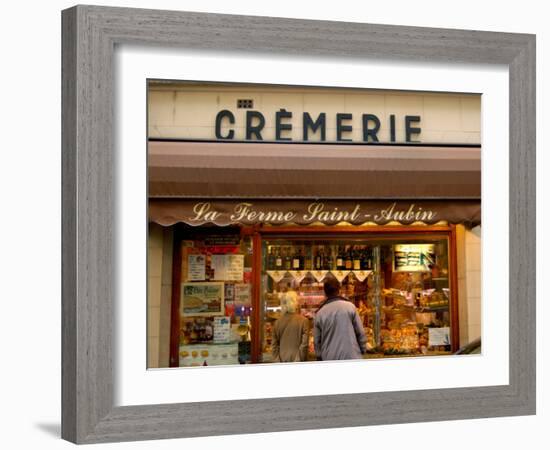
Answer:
xmin=61 ymin=5 xmax=536 ymax=444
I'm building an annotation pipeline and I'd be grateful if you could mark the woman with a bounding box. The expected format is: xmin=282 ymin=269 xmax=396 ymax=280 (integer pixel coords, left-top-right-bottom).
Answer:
xmin=272 ymin=291 xmax=310 ymax=362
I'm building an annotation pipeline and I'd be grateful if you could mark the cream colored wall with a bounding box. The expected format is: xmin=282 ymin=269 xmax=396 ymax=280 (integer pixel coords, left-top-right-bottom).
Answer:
xmin=456 ymin=224 xmax=482 ymax=347
xmin=148 ymin=84 xmax=480 ymax=144
xmin=147 ymin=223 xmax=173 ymax=368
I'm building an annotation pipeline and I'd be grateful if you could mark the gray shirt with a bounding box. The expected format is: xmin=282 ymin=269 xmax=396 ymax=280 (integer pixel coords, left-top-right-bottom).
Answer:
xmin=314 ymin=297 xmax=367 ymax=361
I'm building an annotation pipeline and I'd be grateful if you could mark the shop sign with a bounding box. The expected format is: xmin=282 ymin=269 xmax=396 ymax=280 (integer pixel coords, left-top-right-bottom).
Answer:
xmin=215 ymin=109 xmax=421 ymax=143
xmin=191 ymin=201 xmax=436 ymax=225
xmin=149 ymin=199 xmax=481 ymax=227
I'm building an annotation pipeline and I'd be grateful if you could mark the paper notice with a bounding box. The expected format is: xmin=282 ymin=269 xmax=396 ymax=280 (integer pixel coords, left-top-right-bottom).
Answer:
xmin=267 ymin=270 xmax=287 ymax=283
xmin=187 ymin=254 xmax=206 ymax=281
xmin=352 ymin=270 xmax=372 ymax=282
xmin=331 ymin=270 xmax=351 ymax=283
xmin=310 ymin=270 xmax=329 ymax=282
xmin=288 ymin=270 xmax=308 ymax=283
xmin=211 ymin=254 xmax=244 ymax=281
xmin=428 ymin=327 xmax=451 ymax=346
xmin=213 ymin=316 xmax=232 ymax=343
xmin=234 ymin=283 xmax=251 ymax=305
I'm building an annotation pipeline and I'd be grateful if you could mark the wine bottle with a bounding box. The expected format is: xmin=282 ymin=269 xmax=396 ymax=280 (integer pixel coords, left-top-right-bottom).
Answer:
xmin=304 ymin=246 xmax=312 ymax=271
xmin=335 ymin=247 xmax=342 ymax=269
xmin=324 ymin=247 xmax=333 ymax=270
xmin=315 ymin=247 xmax=322 ymax=270
xmin=353 ymin=246 xmax=361 ymax=270
xmin=284 ymin=247 xmax=292 ymax=270
xmin=345 ymin=246 xmax=353 ymax=270
xmin=360 ymin=246 xmax=368 ymax=270
xmin=267 ymin=247 xmax=275 ymax=270
xmin=367 ymin=248 xmax=373 ymax=270
xmin=292 ymin=248 xmax=301 ymax=270
xmin=275 ymin=247 xmax=283 ymax=269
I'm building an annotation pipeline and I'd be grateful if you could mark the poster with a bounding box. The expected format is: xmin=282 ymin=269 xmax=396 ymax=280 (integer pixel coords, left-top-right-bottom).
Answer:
xmin=211 ymin=254 xmax=244 ymax=281
xmin=181 ymin=282 xmax=225 ymax=316
xmin=234 ymin=283 xmax=251 ymax=306
xmin=187 ymin=254 xmax=206 ymax=281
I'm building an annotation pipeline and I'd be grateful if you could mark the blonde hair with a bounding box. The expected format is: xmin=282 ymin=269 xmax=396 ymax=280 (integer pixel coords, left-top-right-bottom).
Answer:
xmin=280 ymin=291 xmax=299 ymax=314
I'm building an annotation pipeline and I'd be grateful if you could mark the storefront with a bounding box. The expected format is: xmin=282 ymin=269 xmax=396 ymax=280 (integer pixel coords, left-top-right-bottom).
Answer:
xmin=146 ymin=82 xmax=482 ymax=368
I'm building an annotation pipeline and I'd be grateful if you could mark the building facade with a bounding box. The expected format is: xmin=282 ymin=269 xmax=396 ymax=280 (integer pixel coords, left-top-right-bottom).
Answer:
xmin=147 ymin=82 xmax=482 ymax=368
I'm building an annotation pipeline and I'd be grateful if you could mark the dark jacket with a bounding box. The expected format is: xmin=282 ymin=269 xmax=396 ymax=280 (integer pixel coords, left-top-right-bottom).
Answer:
xmin=314 ymin=296 xmax=367 ymax=361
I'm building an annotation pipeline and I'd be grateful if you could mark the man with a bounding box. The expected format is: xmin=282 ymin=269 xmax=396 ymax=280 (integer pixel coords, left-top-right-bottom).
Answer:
xmin=272 ymin=290 xmax=309 ymax=362
xmin=314 ymin=276 xmax=367 ymax=361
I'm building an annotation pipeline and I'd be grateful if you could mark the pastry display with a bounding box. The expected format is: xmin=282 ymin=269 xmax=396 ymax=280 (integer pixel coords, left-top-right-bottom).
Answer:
xmin=179 ymin=343 xmax=239 ymax=366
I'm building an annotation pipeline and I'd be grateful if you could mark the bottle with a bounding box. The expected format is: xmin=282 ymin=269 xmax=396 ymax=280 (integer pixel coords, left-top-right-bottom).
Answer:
xmin=275 ymin=247 xmax=283 ymax=270
xmin=300 ymin=247 xmax=306 ymax=270
xmin=324 ymin=247 xmax=333 ymax=270
xmin=304 ymin=246 xmax=312 ymax=271
xmin=345 ymin=246 xmax=353 ymax=270
xmin=315 ymin=247 xmax=322 ymax=270
xmin=292 ymin=248 xmax=301 ymax=270
xmin=360 ymin=246 xmax=368 ymax=270
xmin=267 ymin=247 xmax=275 ymax=270
xmin=284 ymin=247 xmax=292 ymax=270
xmin=336 ymin=246 xmax=345 ymax=270
xmin=366 ymin=248 xmax=373 ymax=270
xmin=353 ymin=246 xmax=361 ymax=270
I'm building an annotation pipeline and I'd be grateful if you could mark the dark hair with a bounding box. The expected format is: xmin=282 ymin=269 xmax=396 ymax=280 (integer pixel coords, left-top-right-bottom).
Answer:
xmin=323 ymin=276 xmax=341 ymax=297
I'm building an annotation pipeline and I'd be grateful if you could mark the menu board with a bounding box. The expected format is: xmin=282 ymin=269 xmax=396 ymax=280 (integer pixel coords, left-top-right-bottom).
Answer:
xmin=187 ymin=254 xmax=206 ymax=281
xmin=211 ymin=254 xmax=244 ymax=281
xmin=181 ymin=282 xmax=224 ymax=316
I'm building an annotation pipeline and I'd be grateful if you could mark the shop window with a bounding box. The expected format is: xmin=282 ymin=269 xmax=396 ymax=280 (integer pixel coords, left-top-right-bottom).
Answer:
xmin=172 ymin=225 xmax=455 ymax=367
xmin=176 ymin=226 xmax=253 ymax=367
xmin=261 ymin=236 xmax=452 ymax=362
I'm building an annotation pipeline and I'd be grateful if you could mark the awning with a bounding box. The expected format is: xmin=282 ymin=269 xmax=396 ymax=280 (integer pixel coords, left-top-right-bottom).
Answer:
xmin=149 ymin=199 xmax=481 ymax=227
xmin=148 ymin=141 xmax=481 ymax=199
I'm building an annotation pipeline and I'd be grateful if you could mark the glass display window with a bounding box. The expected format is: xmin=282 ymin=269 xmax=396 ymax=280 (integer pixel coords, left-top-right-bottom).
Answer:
xmin=169 ymin=225 xmax=457 ymax=366
xmin=260 ymin=234 xmax=454 ymax=362
xmin=174 ymin=225 xmax=254 ymax=367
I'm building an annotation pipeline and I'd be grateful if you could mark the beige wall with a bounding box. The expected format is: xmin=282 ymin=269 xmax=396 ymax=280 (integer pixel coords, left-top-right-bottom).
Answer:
xmin=148 ymin=83 xmax=480 ymax=144
xmin=456 ymin=224 xmax=482 ymax=347
xmin=147 ymin=223 xmax=174 ymax=368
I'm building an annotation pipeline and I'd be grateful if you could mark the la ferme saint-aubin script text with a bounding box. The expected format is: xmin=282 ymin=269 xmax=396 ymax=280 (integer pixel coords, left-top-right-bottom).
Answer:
xmin=215 ymin=109 xmax=422 ymax=143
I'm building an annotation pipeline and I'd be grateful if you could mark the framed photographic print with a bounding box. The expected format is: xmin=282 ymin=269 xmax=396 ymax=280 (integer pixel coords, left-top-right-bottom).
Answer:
xmin=61 ymin=5 xmax=535 ymax=444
